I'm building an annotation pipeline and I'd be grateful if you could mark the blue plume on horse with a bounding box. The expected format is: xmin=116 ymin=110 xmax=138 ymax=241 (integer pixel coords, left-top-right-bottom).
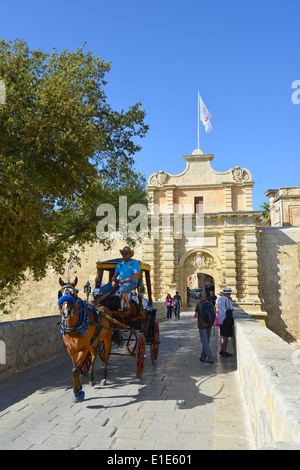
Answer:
xmin=58 ymin=295 xmax=77 ymax=307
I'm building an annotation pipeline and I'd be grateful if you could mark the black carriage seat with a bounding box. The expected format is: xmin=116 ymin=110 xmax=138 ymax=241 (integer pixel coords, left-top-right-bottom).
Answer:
xmin=93 ymin=289 xmax=122 ymax=310
xmin=93 ymin=288 xmax=141 ymax=316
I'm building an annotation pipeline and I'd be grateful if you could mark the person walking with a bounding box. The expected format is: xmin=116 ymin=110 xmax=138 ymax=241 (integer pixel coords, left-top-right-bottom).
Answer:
xmin=165 ymin=294 xmax=173 ymax=319
xmin=208 ymin=291 xmax=217 ymax=308
xmin=173 ymin=292 xmax=182 ymax=319
xmin=217 ymin=286 xmax=234 ymax=356
xmin=194 ymin=291 xmax=214 ymax=364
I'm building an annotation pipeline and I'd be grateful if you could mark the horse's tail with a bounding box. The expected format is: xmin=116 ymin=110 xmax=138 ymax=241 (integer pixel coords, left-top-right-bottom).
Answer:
xmin=112 ymin=329 xmax=124 ymax=347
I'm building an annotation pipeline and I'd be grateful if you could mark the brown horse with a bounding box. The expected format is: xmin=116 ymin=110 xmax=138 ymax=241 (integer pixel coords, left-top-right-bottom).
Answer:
xmin=58 ymin=277 xmax=122 ymax=403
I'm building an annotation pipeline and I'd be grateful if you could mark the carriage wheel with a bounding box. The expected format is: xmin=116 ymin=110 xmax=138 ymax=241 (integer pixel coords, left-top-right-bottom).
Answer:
xmin=136 ymin=334 xmax=146 ymax=378
xmin=150 ymin=321 xmax=160 ymax=365
xmin=80 ymin=352 xmax=92 ymax=375
xmin=127 ymin=329 xmax=138 ymax=356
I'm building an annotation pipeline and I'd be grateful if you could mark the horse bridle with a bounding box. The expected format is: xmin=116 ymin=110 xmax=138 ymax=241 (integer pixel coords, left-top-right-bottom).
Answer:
xmin=58 ymin=284 xmax=79 ymax=320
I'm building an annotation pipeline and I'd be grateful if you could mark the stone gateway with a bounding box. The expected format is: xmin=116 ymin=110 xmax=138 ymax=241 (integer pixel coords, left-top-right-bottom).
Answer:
xmin=142 ymin=149 xmax=265 ymax=320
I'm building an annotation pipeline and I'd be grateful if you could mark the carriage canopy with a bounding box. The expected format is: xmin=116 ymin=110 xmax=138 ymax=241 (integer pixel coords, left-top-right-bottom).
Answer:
xmin=95 ymin=259 xmax=152 ymax=304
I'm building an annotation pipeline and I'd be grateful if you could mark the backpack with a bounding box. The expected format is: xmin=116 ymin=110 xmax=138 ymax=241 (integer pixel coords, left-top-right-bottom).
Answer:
xmin=201 ymin=301 xmax=216 ymax=326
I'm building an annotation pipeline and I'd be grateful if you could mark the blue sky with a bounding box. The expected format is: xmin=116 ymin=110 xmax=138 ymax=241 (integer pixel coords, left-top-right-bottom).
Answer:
xmin=1 ymin=0 xmax=300 ymax=210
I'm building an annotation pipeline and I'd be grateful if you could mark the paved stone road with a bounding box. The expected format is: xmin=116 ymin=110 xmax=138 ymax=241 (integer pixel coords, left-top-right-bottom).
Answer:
xmin=0 ymin=310 xmax=255 ymax=450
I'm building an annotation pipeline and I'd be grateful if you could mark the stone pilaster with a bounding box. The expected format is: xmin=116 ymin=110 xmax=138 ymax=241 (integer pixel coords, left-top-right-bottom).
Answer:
xmin=245 ymin=229 xmax=260 ymax=301
xmin=245 ymin=185 xmax=253 ymax=211
xmin=223 ymin=229 xmax=237 ymax=297
xmin=224 ymin=185 xmax=233 ymax=211
xmin=165 ymin=187 xmax=174 ymax=212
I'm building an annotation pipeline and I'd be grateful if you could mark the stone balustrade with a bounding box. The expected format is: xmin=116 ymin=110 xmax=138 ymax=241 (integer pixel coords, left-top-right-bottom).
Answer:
xmin=234 ymin=307 xmax=300 ymax=449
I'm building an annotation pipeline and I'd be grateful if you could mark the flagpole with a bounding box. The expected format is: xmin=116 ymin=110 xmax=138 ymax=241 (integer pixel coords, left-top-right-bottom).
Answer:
xmin=197 ymin=91 xmax=200 ymax=149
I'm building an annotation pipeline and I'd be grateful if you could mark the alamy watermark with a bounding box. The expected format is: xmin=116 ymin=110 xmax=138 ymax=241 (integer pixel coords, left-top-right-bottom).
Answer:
xmin=292 ymin=341 xmax=300 ymax=365
xmin=291 ymin=80 xmax=300 ymax=104
xmin=96 ymin=196 xmax=204 ymax=242
xmin=0 ymin=341 xmax=6 ymax=365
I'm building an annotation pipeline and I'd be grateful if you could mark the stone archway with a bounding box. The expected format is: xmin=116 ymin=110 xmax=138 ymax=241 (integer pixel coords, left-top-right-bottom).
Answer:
xmin=178 ymin=249 xmax=223 ymax=307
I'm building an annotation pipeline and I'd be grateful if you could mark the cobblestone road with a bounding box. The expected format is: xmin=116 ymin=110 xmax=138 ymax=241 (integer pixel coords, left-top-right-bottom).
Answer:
xmin=0 ymin=310 xmax=255 ymax=450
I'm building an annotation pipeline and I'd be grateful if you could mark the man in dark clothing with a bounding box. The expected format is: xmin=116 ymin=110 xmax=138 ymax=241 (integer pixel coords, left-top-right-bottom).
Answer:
xmin=208 ymin=291 xmax=217 ymax=307
xmin=194 ymin=292 xmax=214 ymax=364
xmin=173 ymin=292 xmax=182 ymax=319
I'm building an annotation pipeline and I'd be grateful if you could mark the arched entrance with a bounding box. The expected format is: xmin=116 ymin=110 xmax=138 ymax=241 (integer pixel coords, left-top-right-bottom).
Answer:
xmin=178 ymin=249 xmax=222 ymax=307
xmin=196 ymin=273 xmax=215 ymax=293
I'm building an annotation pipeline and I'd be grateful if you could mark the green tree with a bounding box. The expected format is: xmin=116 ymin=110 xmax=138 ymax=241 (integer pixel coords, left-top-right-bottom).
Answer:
xmin=260 ymin=201 xmax=271 ymax=225
xmin=0 ymin=39 xmax=149 ymax=309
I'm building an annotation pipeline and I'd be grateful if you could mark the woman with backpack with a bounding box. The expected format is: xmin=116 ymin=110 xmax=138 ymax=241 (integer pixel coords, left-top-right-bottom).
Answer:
xmin=194 ymin=291 xmax=215 ymax=364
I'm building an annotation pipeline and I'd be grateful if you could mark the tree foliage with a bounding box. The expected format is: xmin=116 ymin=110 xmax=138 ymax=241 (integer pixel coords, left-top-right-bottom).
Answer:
xmin=0 ymin=39 xmax=149 ymax=308
xmin=260 ymin=201 xmax=271 ymax=225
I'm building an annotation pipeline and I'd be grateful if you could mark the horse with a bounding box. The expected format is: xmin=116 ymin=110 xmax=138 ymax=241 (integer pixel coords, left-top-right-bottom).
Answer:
xmin=58 ymin=277 xmax=123 ymax=403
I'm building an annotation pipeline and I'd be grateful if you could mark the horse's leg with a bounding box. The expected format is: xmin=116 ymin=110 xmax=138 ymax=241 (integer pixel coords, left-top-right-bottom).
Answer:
xmin=68 ymin=350 xmax=81 ymax=399
xmin=78 ymin=366 xmax=82 ymax=391
xmin=100 ymin=331 xmax=112 ymax=386
xmin=72 ymin=349 xmax=87 ymax=402
xmin=89 ymin=348 xmax=97 ymax=387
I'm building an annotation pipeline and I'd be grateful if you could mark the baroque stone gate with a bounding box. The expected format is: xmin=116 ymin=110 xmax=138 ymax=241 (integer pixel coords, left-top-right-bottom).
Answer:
xmin=142 ymin=149 xmax=266 ymax=320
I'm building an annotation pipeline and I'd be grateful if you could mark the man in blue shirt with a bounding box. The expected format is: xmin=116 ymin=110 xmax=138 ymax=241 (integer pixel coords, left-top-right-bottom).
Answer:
xmin=99 ymin=246 xmax=140 ymax=312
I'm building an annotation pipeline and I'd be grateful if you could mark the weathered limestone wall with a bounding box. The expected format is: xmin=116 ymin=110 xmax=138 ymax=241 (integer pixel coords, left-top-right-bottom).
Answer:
xmin=0 ymin=316 xmax=65 ymax=379
xmin=234 ymin=307 xmax=300 ymax=449
xmin=266 ymin=187 xmax=300 ymax=227
xmin=257 ymin=227 xmax=300 ymax=342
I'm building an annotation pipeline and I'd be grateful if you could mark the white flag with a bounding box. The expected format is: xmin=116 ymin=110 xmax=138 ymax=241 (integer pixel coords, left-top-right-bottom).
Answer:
xmin=199 ymin=93 xmax=212 ymax=133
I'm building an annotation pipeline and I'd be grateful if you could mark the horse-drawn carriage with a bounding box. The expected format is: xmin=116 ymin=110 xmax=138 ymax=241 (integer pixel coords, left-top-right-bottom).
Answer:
xmin=81 ymin=258 xmax=160 ymax=378
xmin=58 ymin=259 xmax=160 ymax=402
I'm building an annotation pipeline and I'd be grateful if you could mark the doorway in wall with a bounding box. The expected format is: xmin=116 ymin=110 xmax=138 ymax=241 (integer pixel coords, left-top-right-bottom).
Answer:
xmin=197 ymin=273 xmax=215 ymax=295
xmin=187 ymin=273 xmax=215 ymax=302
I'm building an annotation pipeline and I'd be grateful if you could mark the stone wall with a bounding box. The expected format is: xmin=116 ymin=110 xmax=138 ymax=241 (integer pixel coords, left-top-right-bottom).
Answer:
xmin=234 ymin=307 xmax=300 ymax=449
xmin=0 ymin=316 xmax=65 ymax=379
xmin=257 ymin=227 xmax=300 ymax=342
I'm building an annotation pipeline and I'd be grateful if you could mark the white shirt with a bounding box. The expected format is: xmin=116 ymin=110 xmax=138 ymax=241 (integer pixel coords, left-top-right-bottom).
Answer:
xmin=217 ymin=296 xmax=233 ymax=325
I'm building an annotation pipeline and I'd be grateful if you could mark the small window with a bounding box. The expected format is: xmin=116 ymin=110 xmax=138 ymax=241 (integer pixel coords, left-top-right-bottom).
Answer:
xmin=194 ymin=197 xmax=203 ymax=214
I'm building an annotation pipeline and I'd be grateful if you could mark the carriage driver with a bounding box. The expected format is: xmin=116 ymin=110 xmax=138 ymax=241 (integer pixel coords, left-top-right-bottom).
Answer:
xmin=99 ymin=246 xmax=141 ymax=313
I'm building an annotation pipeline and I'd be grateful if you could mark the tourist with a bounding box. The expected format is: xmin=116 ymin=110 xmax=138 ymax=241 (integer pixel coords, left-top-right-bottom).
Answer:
xmin=194 ymin=291 xmax=214 ymax=364
xmin=215 ymin=291 xmax=222 ymax=327
xmin=165 ymin=294 xmax=173 ymax=319
xmin=217 ymin=287 xmax=234 ymax=356
xmin=208 ymin=291 xmax=217 ymax=309
xmin=173 ymin=292 xmax=182 ymax=319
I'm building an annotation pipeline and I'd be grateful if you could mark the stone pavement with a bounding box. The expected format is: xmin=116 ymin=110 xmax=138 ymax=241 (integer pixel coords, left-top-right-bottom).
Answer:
xmin=0 ymin=310 xmax=255 ymax=450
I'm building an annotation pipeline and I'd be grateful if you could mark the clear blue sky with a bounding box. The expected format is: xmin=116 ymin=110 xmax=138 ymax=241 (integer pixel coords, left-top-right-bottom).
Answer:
xmin=1 ymin=0 xmax=300 ymax=210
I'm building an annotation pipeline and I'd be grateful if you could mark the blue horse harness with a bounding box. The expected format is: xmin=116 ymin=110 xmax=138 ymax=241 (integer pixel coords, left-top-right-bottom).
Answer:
xmin=58 ymin=295 xmax=103 ymax=339
xmin=58 ymin=296 xmax=90 ymax=335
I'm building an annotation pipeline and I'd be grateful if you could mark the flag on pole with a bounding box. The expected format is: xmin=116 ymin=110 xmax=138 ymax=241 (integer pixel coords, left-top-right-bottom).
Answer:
xmin=198 ymin=92 xmax=212 ymax=133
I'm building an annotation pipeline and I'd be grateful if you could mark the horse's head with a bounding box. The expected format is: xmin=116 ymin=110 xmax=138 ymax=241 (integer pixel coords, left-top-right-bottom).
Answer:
xmin=58 ymin=277 xmax=78 ymax=320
